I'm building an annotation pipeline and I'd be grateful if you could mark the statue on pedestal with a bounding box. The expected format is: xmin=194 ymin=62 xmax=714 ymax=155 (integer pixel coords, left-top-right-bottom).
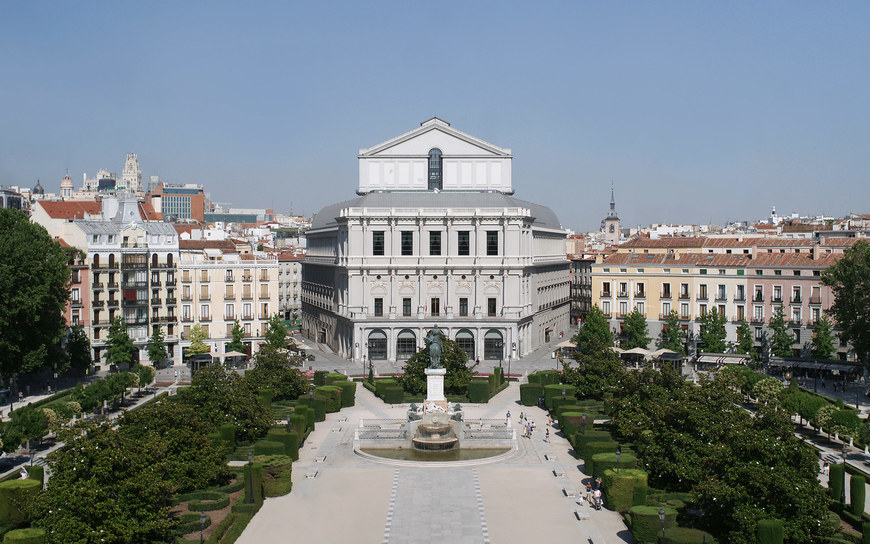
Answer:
xmin=426 ymin=326 xmax=444 ymax=369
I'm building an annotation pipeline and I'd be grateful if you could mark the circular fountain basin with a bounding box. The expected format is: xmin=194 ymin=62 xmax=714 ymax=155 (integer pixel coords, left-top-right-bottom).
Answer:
xmin=360 ymin=447 xmax=510 ymax=462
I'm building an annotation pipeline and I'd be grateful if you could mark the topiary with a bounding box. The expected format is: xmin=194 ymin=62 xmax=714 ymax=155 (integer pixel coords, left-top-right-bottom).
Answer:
xmin=658 ymin=527 xmax=716 ymax=543
xmin=314 ymin=386 xmax=342 ymax=412
xmin=253 ymin=440 xmax=286 ymax=457
xmin=519 ymin=383 xmax=543 ymax=406
xmin=602 ymin=468 xmax=648 ymax=512
xmin=0 ymin=479 xmax=41 ymax=525
xmin=336 ymin=380 xmax=356 ymax=407
xmin=572 ymin=429 xmax=613 ymax=458
xmin=295 ymin=404 xmax=315 ymax=430
xmin=382 ymin=386 xmax=404 ymax=405
xmin=326 ymin=372 xmax=347 ymax=385
xmin=313 ymin=370 xmax=328 ymax=386
xmin=2 ymin=527 xmax=46 ymax=544
xmin=590 ymin=451 xmax=637 ymax=480
xmin=254 ymin=454 xmax=294 ymax=497
xmin=558 ymin=412 xmax=586 ymax=437
xmin=175 ymin=512 xmax=211 ymax=534
xmin=628 ymin=505 xmax=677 ymax=544
xmin=830 ymin=463 xmax=846 ymax=501
xmin=583 ymin=441 xmax=619 ymax=473
xmin=26 ymin=466 xmax=44 ymax=487
xmin=851 ymin=474 xmax=866 ymax=517
xmin=289 ymin=414 xmax=307 ymax=438
xmin=757 ymin=519 xmax=784 ymax=544
xmin=375 ymin=378 xmax=398 ymax=399
xmin=266 ymin=428 xmax=299 ymax=461
xmin=186 ymin=491 xmax=230 ymax=512
xmin=543 ymin=384 xmax=576 ymax=411
xmin=467 ymin=380 xmax=490 ymax=403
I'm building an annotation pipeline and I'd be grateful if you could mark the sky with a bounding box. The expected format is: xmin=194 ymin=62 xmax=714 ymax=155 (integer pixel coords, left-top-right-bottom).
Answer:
xmin=1 ymin=2 xmax=868 ymax=232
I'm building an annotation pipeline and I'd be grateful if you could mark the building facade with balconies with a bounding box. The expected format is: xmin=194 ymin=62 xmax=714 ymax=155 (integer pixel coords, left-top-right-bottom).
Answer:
xmin=302 ymin=118 xmax=570 ymax=365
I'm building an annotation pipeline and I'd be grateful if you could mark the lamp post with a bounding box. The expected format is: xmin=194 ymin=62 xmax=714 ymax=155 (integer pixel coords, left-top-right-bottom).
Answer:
xmin=842 ymin=443 xmax=848 ymax=505
xmin=658 ymin=508 xmax=666 ymax=541
xmin=247 ymin=451 xmax=254 ymax=504
xmin=199 ymin=512 xmax=206 ymax=544
xmin=615 ymin=449 xmax=621 ymax=473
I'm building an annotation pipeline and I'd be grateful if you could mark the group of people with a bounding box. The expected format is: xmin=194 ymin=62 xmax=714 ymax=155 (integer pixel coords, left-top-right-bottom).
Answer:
xmin=583 ymin=478 xmax=604 ymax=510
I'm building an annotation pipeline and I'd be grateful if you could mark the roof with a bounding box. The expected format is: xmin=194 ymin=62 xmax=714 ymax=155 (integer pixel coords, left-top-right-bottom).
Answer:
xmin=138 ymin=201 xmax=163 ymax=221
xmin=36 ymin=200 xmax=102 ymax=220
xmin=179 ymin=240 xmax=237 ymax=251
xmin=310 ymin=191 xmax=563 ymax=231
xmin=600 ymin=251 xmax=841 ymax=268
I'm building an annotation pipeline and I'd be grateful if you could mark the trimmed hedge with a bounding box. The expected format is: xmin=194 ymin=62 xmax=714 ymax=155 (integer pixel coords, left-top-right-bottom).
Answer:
xmin=326 ymin=372 xmax=347 ymax=385
xmin=519 ymin=383 xmax=543 ymax=406
xmin=314 ymin=386 xmax=342 ymax=412
xmin=467 ymin=380 xmax=491 ymax=403
xmin=2 ymin=528 xmax=45 ymax=544
xmin=851 ymin=474 xmax=866 ymax=517
xmin=559 ymin=412 xmax=586 ymax=437
xmin=266 ymin=428 xmax=299 ymax=461
xmin=220 ymin=512 xmax=255 ymax=543
xmin=629 ymin=505 xmax=677 ymax=544
xmin=289 ymin=414 xmax=307 ymax=438
xmin=313 ymin=370 xmax=328 ymax=386
xmin=187 ymin=491 xmax=230 ymax=512
xmin=590 ymin=451 xmax=637 ymax=480
xmin=214 ymin=478 xmax=245 ymax=494
xmin=583 ymin=440 xmax=619 ymax=470
xmin=243 ymin=463 xmax=264 ymax=504
xmin=255 ymin=455 xmax=293 ymax=498
xmin=294 ymin=405 xmax=314 ymax=431
xmin=757 ymin=519 xmax=784 ymax=544
xmin=336 ymin=380 xmax=356 ymax=407
xmin=531 ymin=370 xmax=561 ymax=386
xmin=297 ymin=396 xmax=326 ymax=422
xmin=602 ymin=468 xmax=648 ymax=512
xmin=26 ymin=466 xmax=44 ymax=487
xmin=220 ymin=423 xmax=236 ymax=450
xmin=374 ymin=378 xmax=398 ymax=398
xmin=658 ymin=527 xmax=716 ymax=543
xmin=831 ymin=463 xmax=846 ymax=501
xmin=487 ymin=374 xmax=498 ymax=394
xmin=0 ymin=479 xmax=41 ymax=525
xmin=543 ymin=384 xmax=576 ymax=411
xmin=253 ymin=440 xmax=286 ymax=457
xmin=382 ymin=386 xmax=404 ymax=405
xmin=175 ymin=512 xmax=211 ymax=534
xmin=257 ymin=389 xmax=274 ymax=409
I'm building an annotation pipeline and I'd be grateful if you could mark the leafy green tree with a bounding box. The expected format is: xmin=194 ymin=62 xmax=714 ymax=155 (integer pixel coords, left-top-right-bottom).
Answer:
xmin=572 ymin=305 xmax=614 ymax=359
xmin=561 ymin=354 xmax=624 ymax=400
xmin=657 ymin=311 xmax=686 ymax=355
xmin=0 ymin=208 xmax=70 ymax=385
xmin=399 ymin=335 xmax=475 ymax=395
xmin=6 ymin=406 xmax=47 ymax=453
xmin=698 ymin=308 xmax=727 ymax=353
xmin=187 ymin=324 xmax=210 ymax=355
xmin=105 ymin=317 xmax=135 ymax=367
xmin=812 ymin=314 xmax=837 ymax=360
xmin=822 ymin=240 xmax=870 ymax=369
xmin=769 ymin=306 xmax=794 ymax=357
xmin=146 ymin=324 xmax=167 ymax=366
xmin=621 ymin=308 xmax=651 ymax=350
xmin=753 ymin=377 xmax=784 ymax=404
xmin=247 ymin=343 xmax=309 ymax=400
xmin=66 ymin=325 xmax=92 ymax=372
xmin=734 ymin=320 xmax=756 ymax=358
xmin=227 ymin=319 xmax=246 ymax=353
xmin=263 ymin=314 xmax=289 ymax=350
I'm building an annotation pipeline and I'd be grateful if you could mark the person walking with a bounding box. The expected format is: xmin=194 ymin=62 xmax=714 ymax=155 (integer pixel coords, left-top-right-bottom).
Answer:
xmin=506 ymin=410 xmax=511 ymax=424
xmin=592 ymin=488 xmax=602 ymax=510
xmin=545 ymin=428 xmax=550 ymax=442
xmin=585 ymin=483 xmax=592 ymax=505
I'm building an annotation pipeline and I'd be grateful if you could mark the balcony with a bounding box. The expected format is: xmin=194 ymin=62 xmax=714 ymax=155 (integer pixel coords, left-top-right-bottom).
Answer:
xmin=70 ymin=299 xmax=83 ymax=307
xmin=790 ymin=296 xmax=802 ymax=304
xmin=122 ymin=281 xmax=148 ymax=289
xmin=259 ymin=314 xmax=270 ymax=320
xmin=152 ymin=262 xmax=175 ymax=269
xmin=242 ymin=275 xmax=253 ymax=282
xmin=200 ymin=316 xmax=212 ymax=322
xmin=753 ymin=294 xmax=764 ymax=302
xmin=225 ymin=276 xmax=235 ymax=282
xmin=225 ymin=292 xmax=236 ymax=300
xmin=92 ymin=263 xmax=119 ymax=271
xmin=92 ymin=298 xmax=104 ymax=306
xmin=751 ymin=316 xmax=765 ymax=323
xmin=697 ymin=294 xmax=708 ymax=301
xmin=242 ymin=314 xmax=254 ymax=320
xmin=634 ymin=291 xmax=646 ymax=299
xmin=181 ymin=317 xmax=193 ymax=322
xmin=150 ymin=298 xmax=162 ymax=306
xmin=242 ymin=293 xmax=253 ymax=300
xmin=152 ymin=316 xmax=177 ymax=324
xmin=601 ymin=312 xmax=612 ymax=318
xmin=166 ymin=279 xmax=177 ymax=286
xmin=92 ymin=282 xmax=104 ymax=290
xmin=150 ymin=279 xmax=161 ymax=287
xmin=600 ymin=291 xmax=612 ymax=298
xmin=617 ymin=291 xmax=629 ymax=298
xmin=107 ymin=282 xmax=119 ymax=290
xmin=199 ymin=295 xmax=211 ymax=302
xmin=679 ymin=293 xmax=690 ymax=300
xmin=224 ymin=315 xmax=236 ymax=321
xmin=166 ymin=298 xmax=178 ymax=306
xmin=734 ymin=294 xmax=746 ymax=302
xmin=715 ymin=293 xmax=727 ymax=302
xmin=121 ymin=259 xmax=147 ymax=269
xmin=809 ymin=295 xmax=822 ymax=305
xmin=660 ymin=291 xmax=672 ymax=299
xmin=679 ymin=314 xmax=691 ymax=320
xmin=107 ymin=300 xmax=119 ymax=307
xmin=259 ymin=292 xmax=270 ymax=300
xmin=181 ymin=295 xmax=193 ymax=301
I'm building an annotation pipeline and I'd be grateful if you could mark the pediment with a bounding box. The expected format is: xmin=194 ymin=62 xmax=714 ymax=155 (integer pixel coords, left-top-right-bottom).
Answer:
xmin=359 ymin=118 xmax=512 ymax=158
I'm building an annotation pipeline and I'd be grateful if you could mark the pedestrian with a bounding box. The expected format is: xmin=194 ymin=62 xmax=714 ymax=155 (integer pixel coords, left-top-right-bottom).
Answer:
xmin=545 ymin=428 xmax=550 ymax=442
xmin=519 ymin=411 xmax=524 ymax=422
xmin=595 ymin=477 xmax=602 ymax=490
xmin=506 ymin=410 xmax=511 ymax=424
xmin=592 ymin=488 xmax=602 ymax=510
xmin=585 ymin=483 xmax=592 ymax=504
xmin=548 ymin=415 xmax=553 ymax=426
xmin=528 ymin=423 xmax=533 ymax=438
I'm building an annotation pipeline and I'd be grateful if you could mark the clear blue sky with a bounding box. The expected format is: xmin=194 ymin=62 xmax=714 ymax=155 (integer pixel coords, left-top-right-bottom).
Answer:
xmin=2 ymin=2 xmax=868 ymax=231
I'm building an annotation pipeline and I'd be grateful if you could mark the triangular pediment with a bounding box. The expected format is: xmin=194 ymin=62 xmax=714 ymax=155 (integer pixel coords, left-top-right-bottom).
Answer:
xmin=359 ymin=118 xmax=512 ymax=158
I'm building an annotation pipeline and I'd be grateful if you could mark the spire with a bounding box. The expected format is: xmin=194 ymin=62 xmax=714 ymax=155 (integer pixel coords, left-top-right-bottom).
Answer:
xmin=606 ymin=183 xmax=619 ymax=220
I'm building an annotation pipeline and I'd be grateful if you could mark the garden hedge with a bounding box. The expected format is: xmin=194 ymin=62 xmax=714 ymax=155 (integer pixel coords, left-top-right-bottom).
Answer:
xmin=467 ymin=380 xmax=491 ymax=403
xmin=863 ymin=522 xmax=870 ymax=544
xmin=187 ymin=491 xmax=230 ymax=512
xmin=297 ymin=396 xmax=326 ymax=422
xmin=314 ymin=386 xmax=342 ymax=413
xmin=255 ymin=455 xmax=294 ymax=498
xmin=313 ymin=370 xmax=328 ymax=386
xmin=628 ymin=505 xmax=677 ymax=544
xmin=336 ymin=380 xmax=356 ymax=407
xmin=851 ymin=474 xmax=866 ymax=517
xmin=830 ymin=463 xmax=846 ymax=501
xmin=0 ymin=479 xmax=41 ymax=525
xmin=294 ymin=405 xmax=313 ymax=431
xmin=326 ymin=372 xmax=347 ymax=385
xmin=558 ymin=412 xmax=586 ymax=437
xmin=220 ymin=423 xmax=236 ymax=450
xmin=493 ymin=367 xmax=504 ymax=386
xmin=543 ymin=384 xmax=576 ymax=411
xmin=253 ymin=440 xmax=286 ymax=457
xmin=266 ymin=428 xmax=299 ymax=460
xmin=534 ymin=370 xmax=561 ymax=386
xmin=2 ymin=528 xmax=45 ymax=544
xmin=658 ymin=527 xmax=716 ymax=543
xmin=26 ymin=466 xmax=44 ymax=487
xmin=487 ymin=374 xmax=498 ymax=394
xmin=527 ymin=372 xmax=542 ymax=385
xmin=602 ymin=468 xmax=648 ymax=512
xmin=519 ymin=383 xmax=543 ymax=406
xmin=382 ymin=386 xmax=405 ymax=405
xmin=375 ymin=379 xmax=398 ymax=399
xmin=572 ymin=430 xmax=613 ymax=458
xmin=243 ymin=463 xmax=264 ymax=504
xmin=757 ymin=519 xmax=784 ymax=544
xmin=220 ymin=512 xmax=255 ymax=543
xmin=175 ymin=512 xmax=212 ymax=534
xmin=289 ymin=414 xmax=307 ymax=438
xmin=582 ymin=440 xmax=619 ymax=469
xmin=257 ymin=389 xmax=274 ymax=409
xmin=589 ymin=451 xmax=637 ymax=480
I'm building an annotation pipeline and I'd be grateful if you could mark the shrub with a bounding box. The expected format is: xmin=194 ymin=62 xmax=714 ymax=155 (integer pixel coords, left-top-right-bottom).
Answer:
xmin=221 ymin=512 xmax=255 ymax=543
xmin=243 ymin=463 xmax=264 ymax=504
xmin=26 ymin=466 xmax=44 ymax=487
xmin=487 ymin=374 xmax=498 ymax=394
xmin=602 ymin=468 xmax=648 ymax=512
xmin=830 ymin=463 xmax=846 ymax=501
xmin=572 ymin=429 xmax=613 ymax=458
xmin=658 ymin=527 xmax=717 ymax=543
xmin=257 ymin=389 xmax=274 ymax=409
xmin=558 ymin=412 xmax=586 ymax=437
xmin=590 ymin=451 xmax=637 ymax=480
xmin=527 ymin=372 xmax=542 ymax=385
xmin=175 ymin=512 xmax=211 ymax=534
xmin=537 ymin=370 xmax=561 ymax=386
xmin=851 ymin=475 xmax=866 ymax=517
xmin=467 ymin=380 xmax=491 ymax=403
xmin=297 ymin=396 xmax=326 ymax=422
xmin=543 ymin=384 xmax=576 ymax=411
xmin=294 ymin=405 xmax=314 ymax=431
xmin=326 ymin=372 xmax=347 ymax=385
xmin=519 ymin=383 xmax=543 ymax=406
xmin=583 ymin=440 xmax=619 ymax=471
xmin=254 ymin=454 xmax=293 ymax=498
xmin=266 ymin=428 xmax=299 ymax=461
xmin=2 ymin=528 xmax=46 ymax=544
xmin=314 ymin=386 xmax=342 ymax=412
xmin=628 ymin=505 xmax=677 ymax=544
xmin=253 ymin=440 xmax=286 ymax=457
xmin=220 ymin=423 xmax=236 ymax=450
xmin=289 ymin=414 xmax=307 ymax=438
xmin=313 ymin=370 xmax=328 ymax=386
xmin=336 ymin=380 xmax=356 ymax=407
xmin=0 ymin=479 xmax=41 ymax=525
xmin=375 ymin=379 xmax=398 ymax=399
xmin=383 ymin=386 xmax=405 ymax=405
xmin=863 ymin=522 xmax=870 ymax=544
xmin=186 ymin=491 xmax=230 ymax=512
xmin=556 ymin=404 xmax=585 ymax=419
xmin=757 ymin=519 xmax=784 ymax=544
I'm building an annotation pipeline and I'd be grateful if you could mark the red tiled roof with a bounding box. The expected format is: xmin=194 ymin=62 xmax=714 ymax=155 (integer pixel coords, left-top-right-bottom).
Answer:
xmin=601 ymin=251 xmax=841 ymax=268
xmin=179 ymin=240 xmax=237 ymax=251
xmin=36 ymin=200 xmax=101 ymax=219
xmin=138 ymin=201 xmax=162 ymax=221
xmin=822 ymin=238 xmax=861 ymax=247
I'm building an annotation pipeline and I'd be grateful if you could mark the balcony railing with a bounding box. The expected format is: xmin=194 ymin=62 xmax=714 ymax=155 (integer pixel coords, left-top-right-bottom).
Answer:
xmin=199 ymin=295 xmax=211 ymax=301
xmin=242 ymin=294 xmax=253 ymax=300
xmin=92 ymin=299 xmax=104 ymax=306
xmin=107 ymin=282 xmax=119 ymax=290
xmin=166 ymin=279 xmax=177 ymax=286
xmin=734 ymin=294 xmax=746 ymax=302
xmin=151 ymin=279 xmax=161 ymax=287
xmin=660 ymin=292 xmax=672 ymax=299
xmin=181 ymin=295 xmax=193 ymax=301
xmin=166 ymin=298 xmax=178 ymax=305
xmin=600 ymin=291 xmax=612 ymax=297
xmin=242 ymin=314 xmax=253 ymax=320
xmin=91 ymin=263 xmax=119 ymax=270
xmin=679 ymin=314 xmax=691 ymax=320
xmin=107 ymin=300 xmax=119 ymax=307
xmin=242 ymin=275 xmax=252 ymax=282
xmin=772 ymin=296 xmax=783 ymax=303
xmin=697 ymin=294 xmax=708 ymax=301
xmin=200 ymin=316 xmax=212 ymax=322
xmin=617 ymin=291 xmax=628 ymax=297
xmin=70 ymin=299 xmax=83 ymax=307
xmin=790 ymin=296 xmax=801 ymax=304
xmin=754 ymin=294 xmax=764 ymax=302
xmin=224 ymin=315 xmax=236 ymax=321
xmin=715 ymin=293 xmax=727 ymax=301
xmin=634 ymin=292 xmax=646 ymax=299
xmin=181 ymin=317 xmax=193 ymax=322
xmin=809 ymin=295 xmax=822 ymax=304
xmin=751 ymin=317 xmax=765 ymax=323
xmin=225 ymin=292 xmax=236 ymax=300
xmin=259 ymin=292 xmax=270 ymax=299
xmin=92 ymin=282 xmax=104 ymax=290
xmin=679 ymin=293 xmax=691 ymax=300
xmin=150 ymin=298 xmax=162 ymax=306
xmin=259 ymin=314 xmax=270 ymax=320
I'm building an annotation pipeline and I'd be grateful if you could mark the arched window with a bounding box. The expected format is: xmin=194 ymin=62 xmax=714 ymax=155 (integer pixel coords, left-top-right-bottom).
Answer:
xmin=167 ymin=254 xmax=174 ymax=266
xmin=484 ymin=329 xmax=504 ymax=360
xmin=152 ymin=254 xmax=159 ymax=267
xmin=93 ymin=254 xmax=100 ymax=268
xmin=455 ymin=329 xmax=475 ymax=359
xmin=396 ymin=329 xmax=417 ymax=360
xmin=367 ymin=329 xmax=388 ymax=360
xmin=108 ymin=254 xmax=115 ymax=267
xmin=428 ymin=148 xmax=442 ymax=190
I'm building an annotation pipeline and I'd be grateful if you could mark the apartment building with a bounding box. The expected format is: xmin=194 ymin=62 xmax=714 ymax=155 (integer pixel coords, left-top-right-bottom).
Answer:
xmin=277 ymin=250 xmax=304 ymax=322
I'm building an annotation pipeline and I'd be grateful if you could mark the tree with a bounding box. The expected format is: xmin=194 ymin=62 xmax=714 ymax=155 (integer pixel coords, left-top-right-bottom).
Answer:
xmin=187 ymin=324 xmax=210 ymax=355
xmin=621 ymin=308 xmax=651 ymax=350
xmin=105 ymin=317 xmax=135 ymax=367
xmin=247 ymin=343 xmax=308 ymax=400
xmin=399 ymin=335 xmax=476 ymax=395
xmin=0 ymin=208 xmax=70 ymax=385
xmin=698 ymin=308 xmax=727 ymax=353
xmin=735 ymin=320 xmax=756 ymax=358
xmin=263 ymin=314 xmax=288 ymax=350
xmin=572 ymin=305 xmax=614 ymax=359
xmin=769 ymin=306 xmax=794 ymax=357
xmin=657 ymin=311 xmax=686 ymax=355
xmin=822 ymin=241 xmax=870 ymax=369
xmin=66 ymin=325 xmax=92 ymax=373
xmin=812 ymin=314 xmax=837 ymax=360
xmin=147 ymin=324 xmax=167 ymax=366
xmin=226 ymin=319 xmax=246 ymax=353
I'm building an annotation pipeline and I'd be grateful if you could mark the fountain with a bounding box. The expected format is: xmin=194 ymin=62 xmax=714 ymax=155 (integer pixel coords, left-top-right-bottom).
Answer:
xmin=412 ymin=413 xmax=459 ymax=450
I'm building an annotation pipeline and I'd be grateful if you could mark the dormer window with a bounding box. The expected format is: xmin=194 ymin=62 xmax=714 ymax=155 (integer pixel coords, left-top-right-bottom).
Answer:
xmin=428 ymin=148 xmax=442 ymax=190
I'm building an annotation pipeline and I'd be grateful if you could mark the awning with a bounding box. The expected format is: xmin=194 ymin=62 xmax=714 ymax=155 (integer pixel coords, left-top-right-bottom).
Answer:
xmin=555 ymin=340 xmax=576 ymax=349
xmin=696 ymin=354 xmax=751 ymax=365
xmin=767 ymin=359 xmax=859 ymax=372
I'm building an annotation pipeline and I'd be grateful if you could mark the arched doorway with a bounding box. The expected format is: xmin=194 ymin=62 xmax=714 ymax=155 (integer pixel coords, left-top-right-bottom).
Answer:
xmin=367 ymin=329 xmax=388 ymax=360
xmin=484 ymin=329 xmax=504 ymax=361
xmin=396 ymin=329 xmax=416 ymax=360
xmin=455 ymin=329 xmax=475 ymax=360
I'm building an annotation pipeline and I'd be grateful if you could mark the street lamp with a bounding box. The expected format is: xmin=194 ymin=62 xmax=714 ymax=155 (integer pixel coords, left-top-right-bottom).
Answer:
xmin=247 ymin=451 xmax=254 ymax=504
xmin=615 ymin=449 xmax=621 ymax=473
xmin=842 ymin=442 xmax=848 ymax=505
xmin=199 ymin=512 xmax=206 ymax=544
xmin=658 ymin=508 xmax=666 ymax=541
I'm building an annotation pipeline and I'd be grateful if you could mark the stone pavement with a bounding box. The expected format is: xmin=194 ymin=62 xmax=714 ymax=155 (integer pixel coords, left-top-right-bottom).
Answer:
xmin=239 ymin=382 xmax=631 ymax=544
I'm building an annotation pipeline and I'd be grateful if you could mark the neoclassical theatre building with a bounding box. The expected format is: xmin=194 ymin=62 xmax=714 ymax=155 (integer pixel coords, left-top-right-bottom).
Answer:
xmin=302 ymin=118 xmax=569 ymax=365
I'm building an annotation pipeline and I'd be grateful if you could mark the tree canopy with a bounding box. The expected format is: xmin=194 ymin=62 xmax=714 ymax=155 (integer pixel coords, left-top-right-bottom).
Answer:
xmin=399 ymin=334 xmax=476 ymax=395
xmin=768 ymin=306 xmax=794 ymax=357
xmin=105 ymin=317 xmax=135 ymax=367
xmin=147 ymin=324 xmax=167 ymax=366
xmin=247 ymin=343 xmax=308 ymax=400
xmin=811 ymin=314 xmax=836 ymax=360
xmin=0 ymin=208 xmax=70 ymax=384
xmin=821 ymin=240 xmax=870 ymax=367
xmin=66 ymin=325 xmax=92 ymax=373
xmin=572 ymin=305 xmax=614 ymax=359
xmin=187 ymin=324 xmax=210 ymax=355
xmin=698 ymin=308 xmax=727 ymax=353
xmin=621 ymin=308 xmax=651 ymax=350
xmin=657 ymin=311 xmax=686 ymax=355
xmin=734 ymin=320 xmax=756 ymax=358
xmin=226 ymin=318 xmax=246 ymax=353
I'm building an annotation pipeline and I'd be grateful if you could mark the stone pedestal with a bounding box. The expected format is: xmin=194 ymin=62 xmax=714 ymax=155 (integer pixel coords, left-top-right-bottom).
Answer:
xmin=424 ymin=368 xmax=448 ymax=412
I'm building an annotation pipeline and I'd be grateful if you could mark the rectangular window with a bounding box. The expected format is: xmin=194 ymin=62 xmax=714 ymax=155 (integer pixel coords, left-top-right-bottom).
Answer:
xmin=458 ymin=231 xmax=470 ymax=256
xmin=737 ymin=305 xmax=745 ymax=321
xmin=619 ymin=301 xmax=628 ymax=316
xmin=374 ymin=298 xmax=383 ymax=317
xmin=773 ymin=286 xmax=782 ymax=302
xmin=459 ymin=298 xmax=468 ymax=316
xmin=225 ymin=303 xmax=234 ymax=319
xmin=619 ymin=282 xmax=628 ymax=297
xmin=200 ymin=304 xmax=210 ymax=320
xmin=635 ymin=302 xmax=645 ymax=315
xmin=680 ymin=303 xmax=689 ymax=318
xmin=401 ymin=231 xmax=413 ymax=256
xmin=699 ymin=284 xmax=708 ymax=300
xmin=718 ymin=304 xmax=725 ymax=317
xmin=429 ymin=231 xmax=441 ymax=256
xmin=699 ymin=304 xmax=707 ymax=316
xmin=661 ymin=283 xmax=671 ymax=298
xmin=716 ymin=285 xmax=726 ymax=300
xmin=754 ymin=305 xmax=764 ymax=320
xmin=602 ymin=283 xmax=611 ymax=296
xmin=736 ymin=285 xmax=745 ymax=301
xmin=680 ymin=283 xmax=689 ymax=298
xmin=430 ymin=297 xmax=440 ymax=317
xmin=792 ymin=286 xmax=801 ymax=303
xmin=792 ymin=307 xmax=801 ymax=323
xmin=373 ymin=231 xmax=384 ymax=256
xmin=755 ymin=327 xmax=763 ymax=340
xmin=793 ymin=328 xmax=801 ymax=343
xmin=662 ymin=302 xmax=671 ymax=315
xmin=602 ymin=301 xmax=611 ymax=315
xmin=635 ymin=283 xmax=645 ymax=297
xmin=486 ymin=231 xmax=498 ymax=256
xmin=487 ymin=298 xmax=497 ymax=317
xmin=403 ymin=298 xmax=411 ymax=317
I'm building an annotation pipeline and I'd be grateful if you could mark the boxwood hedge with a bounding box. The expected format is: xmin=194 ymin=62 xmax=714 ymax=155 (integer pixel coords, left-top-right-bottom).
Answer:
xmin=519 ymin=383 xmax=543 ymax=406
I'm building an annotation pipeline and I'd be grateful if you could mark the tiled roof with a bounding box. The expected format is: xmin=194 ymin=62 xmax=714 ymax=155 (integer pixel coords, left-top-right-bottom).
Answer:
xmin=822 ymin=238 xmax=861 ymax=247
xmin=138 ymin=202 xmax=162 ymax=221
xmin=600 ymin=251 xmax=841 ymax=268
xmin=755 ymin=238 xmax=815 ymax=247
xmin=179 ymin=240 xmax=237 ymax=251
xmin=37 ymin=200 xmax=102 ymax=219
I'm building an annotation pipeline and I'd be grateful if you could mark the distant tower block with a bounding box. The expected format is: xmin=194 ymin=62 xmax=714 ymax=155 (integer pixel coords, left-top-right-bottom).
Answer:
xmin=60 ymin=171 xmax=74 ymax=199
xmin=121 ymin=153 xmax=142 ymax=193
xmin=600 ymin=184 xmax=620 ymax=246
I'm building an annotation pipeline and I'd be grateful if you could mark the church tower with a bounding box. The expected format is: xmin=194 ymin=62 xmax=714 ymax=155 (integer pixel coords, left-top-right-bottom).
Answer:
xmin=60 ymin=171 xmax=74 ymax=199
xmin=120 ymin=153 xmax=142 ymax=193
xmin=600 ymin=185 xmax=620 ymax=245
